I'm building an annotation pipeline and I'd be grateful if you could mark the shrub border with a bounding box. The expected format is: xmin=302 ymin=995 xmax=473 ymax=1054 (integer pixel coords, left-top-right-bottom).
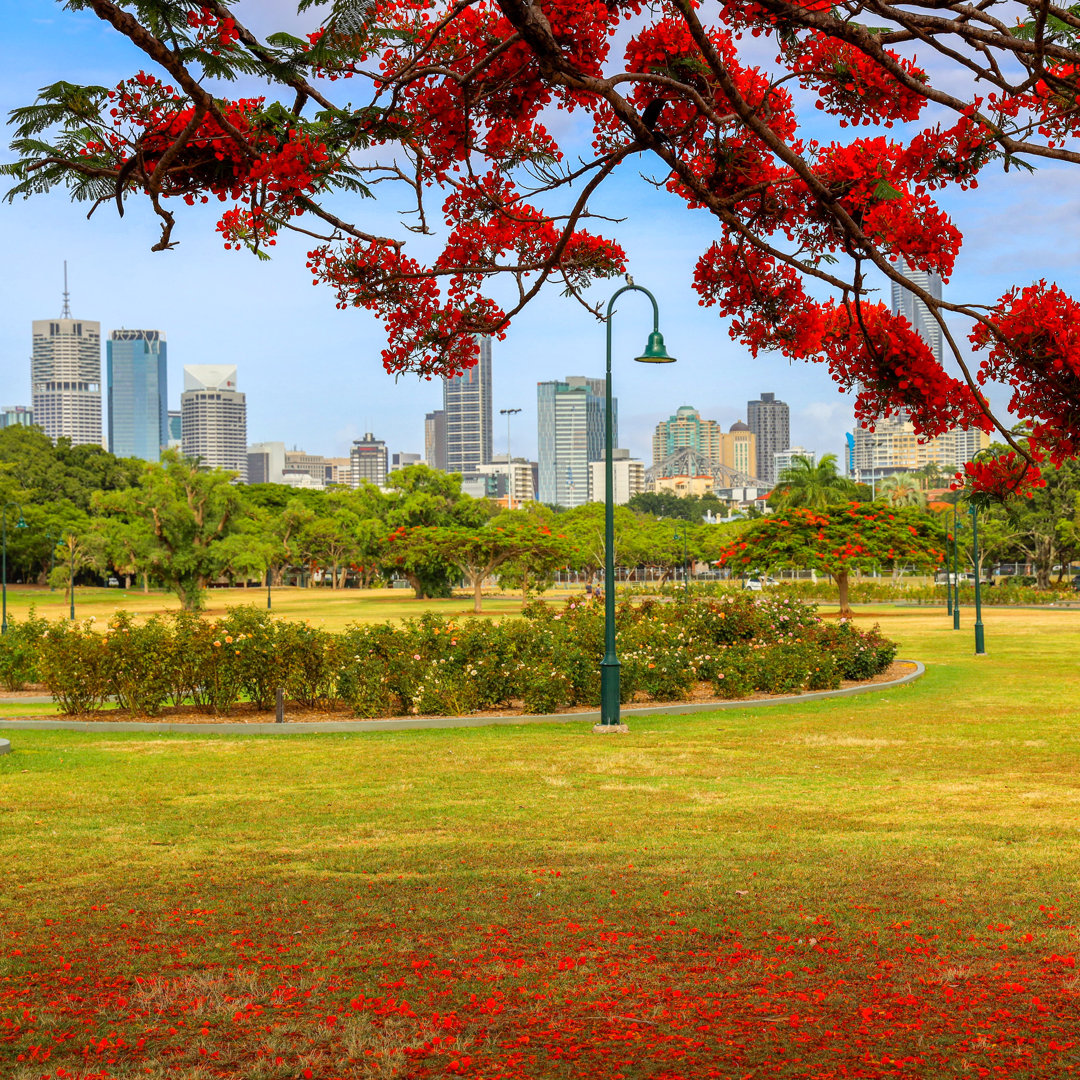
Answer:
xmin=0 ymin=660 xmax=923 ymax=735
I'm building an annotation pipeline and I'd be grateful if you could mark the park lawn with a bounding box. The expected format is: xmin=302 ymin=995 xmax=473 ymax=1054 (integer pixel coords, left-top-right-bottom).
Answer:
xmin=1 ymin=607 xmax=1078 ymax=1078
xmin=0 ymin=701 xmax=62 ymax=716
xmin=0 ymin=585 xmax=560 ymax=633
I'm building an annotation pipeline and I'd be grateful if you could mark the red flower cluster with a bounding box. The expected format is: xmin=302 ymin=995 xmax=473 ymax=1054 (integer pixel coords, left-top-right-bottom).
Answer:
xmin=784 ymin=38 xmax=928 ymax=128
xmin=186 ymin=7 xmax=240 ymax=52
xmin=820 ymin=302 xmax=990 ymax=441
xmin=953 ymin=453 xmax=1048 ymax=500
xmin=972 ymin=283 xmax=1080 ymax=468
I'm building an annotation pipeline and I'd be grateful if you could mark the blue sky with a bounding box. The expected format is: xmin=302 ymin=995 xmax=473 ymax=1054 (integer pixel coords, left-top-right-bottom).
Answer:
xmin=3 ymin=0 xmax=1077 ymax=467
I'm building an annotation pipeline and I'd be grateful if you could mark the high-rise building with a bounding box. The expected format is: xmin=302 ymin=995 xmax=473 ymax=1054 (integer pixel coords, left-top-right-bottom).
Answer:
xmin=107 ymin=329 xmax=167 ymax=461
xmin=424 ymin=410 xmax=448 ymax=471
xmin=350 ymin=432 xmax=388 ymax=487
xmin=774 ymin=446 xmax=816 ymax=479
xmin=537 ymin=376 xmax=613 ymax=508
xmin=247 ymin=441 xmax=285 ymax=484
xmin=588 ymin=449 xmax=645 ymax=505
xmin=852 ymin=420 xmax=990 ymax=481
xmin=720 ymin=421 xmax=757 ymax=478
xmin=443 ymin=337 xmax=492 ymax=475
xmin=482 ymin=454 xmax=537 ymax=506
xmin=891 ymin=256 xmax=944 ymax=365
xmin=390 ymin=452 xmax=423 ymax=473
xmin=31 ymin=273 xmax=102 ymax=446
xmin=746 ymin=392 xmax=789 ymax=484
xmin=0 ymin=406 xmax=34 ymax=429
xmin=180 ymin=365 xmax=247 ymax=479
xmin=652 ymin=406 xmax=722 ymax=466
xmin=167 ymin=410 xmax=182 ymax=449
xmin=283 ymin=450 xmax=334 ymax=488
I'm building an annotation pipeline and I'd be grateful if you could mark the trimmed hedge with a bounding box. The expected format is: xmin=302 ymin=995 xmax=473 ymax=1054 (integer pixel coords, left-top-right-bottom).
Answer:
xmin=22 ymin=596 xmax=899 ymax=717
xmin=638 ymin=580 xmax=1074 ymax=606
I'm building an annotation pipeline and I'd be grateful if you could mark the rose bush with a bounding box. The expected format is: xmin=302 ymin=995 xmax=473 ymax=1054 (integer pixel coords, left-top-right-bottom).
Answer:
xmin=0 ymin=608 xmax=48 ymax=691
xmin=27 ymin=598 xmax=900 ymax=717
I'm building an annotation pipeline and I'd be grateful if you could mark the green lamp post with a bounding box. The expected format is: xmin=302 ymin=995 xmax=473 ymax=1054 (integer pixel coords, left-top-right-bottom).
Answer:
xmin=267 ymin=567 xmax=272 ymax=610
xmin=2 ymin=503 xmax=28 ymax=634
xmin=952 ymin=503 xmax=961 ymax=631
xmin=599 ymin=282 xmax=676 ymax=729
xmin=971 ymin=504 xmax=986 ymax=655
xmin=945 ymin=533 xmax=953 ymax=619
xmin=68 ymin=540 xmax=76 ymax=622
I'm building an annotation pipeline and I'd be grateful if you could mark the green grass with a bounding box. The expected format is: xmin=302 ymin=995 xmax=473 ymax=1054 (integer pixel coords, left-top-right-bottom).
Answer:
xmin=1 ymin=606 xmax=1078 ymax=1078
xmin=1 ymin=583 xmax=571 ymax=632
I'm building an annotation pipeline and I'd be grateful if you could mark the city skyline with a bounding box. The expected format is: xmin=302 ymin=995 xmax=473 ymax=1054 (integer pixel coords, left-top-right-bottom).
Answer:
xmin=10 ymin=264 xmax=851 ymax=468
xmin=11 ymin=283 xmax=827 ymax=490
xmin=6 ymin=276 xmax=1006 ymax=499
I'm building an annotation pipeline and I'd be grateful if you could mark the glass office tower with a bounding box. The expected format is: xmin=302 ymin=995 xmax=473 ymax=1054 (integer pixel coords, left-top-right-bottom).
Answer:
xmin=107 ymin=329 xmax=167 ymax=460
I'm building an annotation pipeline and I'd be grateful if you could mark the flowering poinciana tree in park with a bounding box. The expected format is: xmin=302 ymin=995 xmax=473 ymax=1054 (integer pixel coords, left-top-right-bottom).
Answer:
xmin=716 ymin=504 xmax=945 ymax=614
xmin=387 ymin=517 xmax=573 ymax=611
xmin=8 ymin=0 xmax=1080 ymax=497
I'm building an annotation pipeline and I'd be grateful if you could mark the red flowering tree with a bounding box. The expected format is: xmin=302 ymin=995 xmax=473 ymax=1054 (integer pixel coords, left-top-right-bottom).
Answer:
xmin=9 ymin=0 xmax=1080 ymax=495
xmin=716 ymin=505 xmax=945 ymax=615
xmin=387 ymin=519 xmax=573 ymax=611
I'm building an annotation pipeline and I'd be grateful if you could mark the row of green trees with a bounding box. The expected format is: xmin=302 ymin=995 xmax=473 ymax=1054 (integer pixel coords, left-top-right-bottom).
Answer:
xmin=0 ymin=427 xmax=750 ymax=612
xmin=3 ymin=425 xmax=1075 ymax=610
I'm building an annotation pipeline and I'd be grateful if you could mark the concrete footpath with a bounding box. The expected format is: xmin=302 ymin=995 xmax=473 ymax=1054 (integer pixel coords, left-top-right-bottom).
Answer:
xmin=0 ymin=661 xmax=924 ymax=736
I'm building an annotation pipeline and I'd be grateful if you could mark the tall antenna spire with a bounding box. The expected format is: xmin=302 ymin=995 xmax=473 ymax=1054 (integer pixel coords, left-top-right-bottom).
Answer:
xmin=61 ymin=261 xmax=71 ymax=318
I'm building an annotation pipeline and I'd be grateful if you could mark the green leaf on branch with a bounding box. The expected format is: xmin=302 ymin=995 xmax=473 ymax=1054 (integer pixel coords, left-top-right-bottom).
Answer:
xmin=872 ymin=179 xmax=904 ymax=201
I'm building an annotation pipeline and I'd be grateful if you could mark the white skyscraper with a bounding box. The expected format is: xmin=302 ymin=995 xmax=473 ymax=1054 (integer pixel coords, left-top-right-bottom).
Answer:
xmin=890 ymin=257 xmax=944 ymax=365
xmin=31 ymin=270 xmax=102 ymax=446
xmin=180 ymin=365 xmax=248 ymax=479
xmin=537 ymin=376 xmax=613 ymax=507
xmin=443 ymin=336 xmax=493 ymax=475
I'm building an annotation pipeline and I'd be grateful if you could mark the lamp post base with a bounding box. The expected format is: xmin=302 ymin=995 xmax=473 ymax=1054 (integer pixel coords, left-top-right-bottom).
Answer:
xmin=599 ymin=660 xmax=621 ymax=727
xmin=593 ymin=723 xmax=629 ymax=734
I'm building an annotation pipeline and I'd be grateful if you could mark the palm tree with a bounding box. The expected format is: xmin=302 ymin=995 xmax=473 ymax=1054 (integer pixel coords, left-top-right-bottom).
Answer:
xmin=770 ymin=454 xmax=858 ymax=509
xmin=913 ymin=461 xmax=944 ymax=491
xmin=878 ymin=473 xmax=927 ymax=508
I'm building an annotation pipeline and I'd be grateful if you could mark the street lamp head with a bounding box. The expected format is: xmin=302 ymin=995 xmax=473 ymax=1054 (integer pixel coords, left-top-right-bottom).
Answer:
xmin=15 ymin=517 xmax=27 ymax=530
xmin=635 ymin=330 xmax=676 ymax=364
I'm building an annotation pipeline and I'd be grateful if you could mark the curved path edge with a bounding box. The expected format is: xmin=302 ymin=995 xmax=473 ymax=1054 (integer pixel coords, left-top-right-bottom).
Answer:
xmin=0 ymin=661 xmax=924 ymax=735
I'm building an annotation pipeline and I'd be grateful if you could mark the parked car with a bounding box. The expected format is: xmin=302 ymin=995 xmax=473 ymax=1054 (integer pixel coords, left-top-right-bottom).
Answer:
xmin=743 ymin=576 xmax=778 ymax=590
xmin=935 ymin=572 xmax=993 ymax=586
xmin=106 ymin=576 xmax=120 ymax=588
